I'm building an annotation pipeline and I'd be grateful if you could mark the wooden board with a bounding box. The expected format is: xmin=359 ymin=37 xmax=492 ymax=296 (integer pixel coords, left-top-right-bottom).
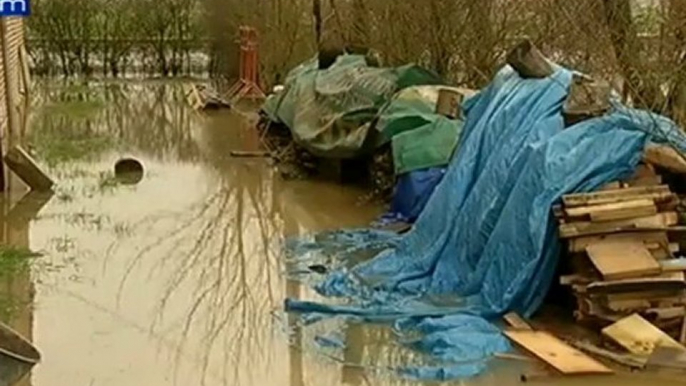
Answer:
xmin=644 ymin=144 xmax=686 ymax=174
xmin=560 ymin=212 xmax=678 ymax=238
xmin=504 ymin=330 xmax=613 ymax=374
xmin=562 ymin=185 xmax=670 ymax=208
xmin=645 ymin=307 xmax=686 ymax=320
xmin=606 ymin=298 xmax=652 ymax=312
xmin=602 ymin=314 xmax=686 ymax=356
xmin=560 ymin=274 xmax=593 ymax=286
xmin=600 ymin=181 xmax=622 ymax=191
xmin=661 ymin=259 xmax=686 ymax=273
xmin=569 ymin=232 xmax=668 ymax=253
xmin=583 ymin=272 xmax=686 ymax=295
xmin=626 ymin=175 xmax=662 ymax=187
xmin=633 ymin=164 xmax=657 ymax=178
xmin=565 ymin=199 xmax=656 ymax=218
xmin=647 ymin=345 xmax=686 ymax=370
xmin=4 ymin=146 xmax=55 ymax=192
xmin=586 ymin=240 xmax=661 ymax=280
xmin=605 ymin=289 xmax=685 ymax=303
xmin=646 ymin=242 xmax=679 ymax=253
xmin=590 ymin=204 xmax=657 ymax=222
xmin=652 ymin=247 xmax=674 ymax=260
xmin=503 ymin=312 xmax=533 ymax=330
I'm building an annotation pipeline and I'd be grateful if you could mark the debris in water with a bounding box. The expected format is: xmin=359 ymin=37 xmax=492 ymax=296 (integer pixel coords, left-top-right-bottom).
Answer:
xmin=4 ymin=145 xmax=55 ymax=192
xmin=0 ymin=321 xmax=40 ymax=364
xmin=114 ymin=158 xmax=144 ymax=185
xmin=307 ymin=264 xmax=328 ymax=274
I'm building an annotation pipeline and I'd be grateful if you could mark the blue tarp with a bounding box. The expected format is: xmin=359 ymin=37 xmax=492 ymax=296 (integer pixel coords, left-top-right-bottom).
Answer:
xmin=376 ymin=167 xmax=446 ymax=225
xmin=285 ymin=64 xmax=686 ymax=380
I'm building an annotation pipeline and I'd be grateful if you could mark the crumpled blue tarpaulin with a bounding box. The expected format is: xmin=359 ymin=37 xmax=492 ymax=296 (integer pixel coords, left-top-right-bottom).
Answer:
xmin=374 ymin=167 xmax=447 ymax=226
xmin=285 ymin=64 xmax=686 ymax=380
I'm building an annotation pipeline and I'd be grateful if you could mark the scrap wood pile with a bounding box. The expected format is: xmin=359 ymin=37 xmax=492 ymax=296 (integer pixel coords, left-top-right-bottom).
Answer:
xmin=554 ymin=155 xmax=686 ymax=343
xmin=185 ymin=84 xmax=231 ymax=110
xmin=503 ymin=311 xmax=686 ymax=380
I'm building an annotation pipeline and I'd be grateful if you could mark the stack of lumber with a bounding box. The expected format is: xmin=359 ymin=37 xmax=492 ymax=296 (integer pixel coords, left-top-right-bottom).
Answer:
xmin=555 ymin=163 xmax=686 ymax=340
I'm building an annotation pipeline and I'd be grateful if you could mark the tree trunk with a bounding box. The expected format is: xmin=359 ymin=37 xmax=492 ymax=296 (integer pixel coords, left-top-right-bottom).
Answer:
xmin=313 ymin=0 xmax=322 ymax=45
xmin=465 ymin=0 xmax=495 ymax=86
xmin=349 ymin=0 xmax=369 ymax=52
xmin=601 ymin=0 xmax=661 ymax=110
xmin=666 ymin=0 xmax=686 ymax=126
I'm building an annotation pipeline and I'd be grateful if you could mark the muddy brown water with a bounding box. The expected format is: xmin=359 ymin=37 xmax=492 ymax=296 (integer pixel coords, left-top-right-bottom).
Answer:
xmin=0 ymin=79 xmax=683 ymax=386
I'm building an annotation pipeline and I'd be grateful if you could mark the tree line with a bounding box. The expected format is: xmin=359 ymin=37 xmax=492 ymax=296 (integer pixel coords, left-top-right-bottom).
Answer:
xmin=28 ymin=0 xmax=204 ymax=76
xmin=26 ymin=0 xmax=686 ymax=126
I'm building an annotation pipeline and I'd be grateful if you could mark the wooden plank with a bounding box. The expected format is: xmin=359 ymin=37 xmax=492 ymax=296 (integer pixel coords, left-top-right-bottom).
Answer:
xmin=626 ymin=175 xmax=662 ymax=187
xmin=494 ymin=352 xmax=534 ymax=362
xmin=560 ymin=212 xmax=678 ymax=238
xmin=504 ymin=330 xmax=613 ymax=374
xmin=562 ymin=185 xmax=670 ymax=208
xmin=569 ymin=232 xmax=667 ymax=253
xmin=646 ymin=345 xmax=686 ymax=371
xmin=605 ymin=289 xmax=685 ymax=303
xmin=661 ymin=259 xmax=686 ymax=273
xmin=600 ymin=181 xmax=622 ymax=191
xmin=644 ymin=144 xmax=686 ymax=174
xmin=503 ymin=312 xmax=533 ymax=330
xmin=681 ymin=313 xmax=686 ymax=344
xmin=4 ymin=145 xmax=54 ymax=192
xmin=570 ymin=340 xmax=646 ymax=369
xmin=584 ymin=272 xmax=686 ymax=295
xmin=602 ymin=314 xmax=686 ymax=356
xmin=606 ymin=298 xmax=651 ymax=312
xmin=646 ymin=242 xmax=679 ymax=253
xmin=565 ymin=198 xmax=656 ymax=218
xmin=590 ymin=204 xmax=657 ymax=222
xmin=633 ymin=164 xmax=657 ymax=178
xmin=586 ymin=240 xmax=661 ymax=280
xmin=645 ymin=307 xmax=686 ymax=320
xmin=560 ymin=274 xmax=593 ymax=286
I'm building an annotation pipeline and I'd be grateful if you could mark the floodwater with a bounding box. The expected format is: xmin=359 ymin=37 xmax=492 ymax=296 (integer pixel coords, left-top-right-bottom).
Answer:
xmin=0 ymin=79 xmax=683 ymax=386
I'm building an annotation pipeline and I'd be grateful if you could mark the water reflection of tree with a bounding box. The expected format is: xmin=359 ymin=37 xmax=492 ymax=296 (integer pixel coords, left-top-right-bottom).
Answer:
xmin=110 ymin=112 xmax=284 ymax=385
xmin=28 ymin=80 xmax=203 ymax=164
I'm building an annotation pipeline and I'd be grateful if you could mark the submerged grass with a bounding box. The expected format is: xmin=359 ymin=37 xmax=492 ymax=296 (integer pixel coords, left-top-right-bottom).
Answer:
xmin=29 ymin=86 xmax=115 ymax=166
xmin=30 ymin=133 xmax=115 ymax=167
xmin=0 ymin=246 xmax=39 ymax=322
xmin=40 ymin=99 xmax=106 ymax=120
xmin=0 ymin=246 xmax=38 ymax=276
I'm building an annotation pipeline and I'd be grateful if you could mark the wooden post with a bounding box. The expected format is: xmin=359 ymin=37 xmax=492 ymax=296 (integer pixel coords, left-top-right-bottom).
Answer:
xmin=3 ymin=146 xmax=54 ymax=192
xmin=436 ymin=88 xmax=463 ymax=119
xmin=506 ymin=40 xmax=554 ymax=79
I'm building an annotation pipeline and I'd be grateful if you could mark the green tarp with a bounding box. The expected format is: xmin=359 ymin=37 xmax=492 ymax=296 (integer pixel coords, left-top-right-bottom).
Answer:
xmin=392 ymin=116 xmax=463 ymax=175
xmin=374 ymin=86 xmax=465 ymax=174
xmin=262 ymin=55 xmax=468 ymax=174
xmin=263 ymin=55 xmax=442 ymax=158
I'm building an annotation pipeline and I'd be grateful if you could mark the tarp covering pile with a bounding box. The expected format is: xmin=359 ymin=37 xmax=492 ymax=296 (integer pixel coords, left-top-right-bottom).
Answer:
xmin=285 ymin=63 xmax=686 ymax=380
xmin=262 ymin=55 xmax=442 ymax=158
xmin=376 ymin=86 xmax=466 ymax=175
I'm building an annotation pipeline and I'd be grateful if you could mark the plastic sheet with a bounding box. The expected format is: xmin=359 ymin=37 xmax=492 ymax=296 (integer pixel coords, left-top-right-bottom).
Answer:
xmin=376 ymin=167 xmax=446 ymax=225
xmin=285 ymin=64 xmax=686 ymax=380
xmin=261 ymin=55 xmax=442 ymax=158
